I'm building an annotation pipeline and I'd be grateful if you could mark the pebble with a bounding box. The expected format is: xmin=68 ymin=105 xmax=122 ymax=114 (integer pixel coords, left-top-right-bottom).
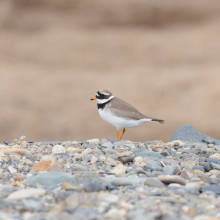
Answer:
xmin=193 ymin=165 xmax=206 ymax=172
xmin=158 ymin=175 xmax=186 ymax=185
xmin=101 ymin=141 xmax=113 ymax=148
xmin=83 ymin=182 xmax=106 ymax=192
xmin=134 ymin=156 xmax=143 ymax=163
xmin=144 ymin=178 xmax=164 ymax=188
xmin=32 ymin=160 xmax=61 ymax=172
xmin=117 ymin=151 xmax=133 ymax=158
xmin=200 ymin=185 xmax=220 ymax=194
xmin=0 ymin=136 xmax=220 ymax=219
xmin=210 ymin=162 xmax=220 ymax=170
xmin=111 ymin=164 xmax=126 ymax=175
xmin=66 ymin=147 xmax=84 ymax=153
xmin=87 ymin=138 xmax=100 ymax=144
xmin=30 ymin=172 xmax=77 ymax=189
xmin=8 ymin=166 xmax=17 ymax=174
xmin=7 ymin=188 xmax=46 ymax=200
xmin=52 ymin=145 xmax=66 ymax=154
xmin=163 ymin=164 xmax=179 ymax=175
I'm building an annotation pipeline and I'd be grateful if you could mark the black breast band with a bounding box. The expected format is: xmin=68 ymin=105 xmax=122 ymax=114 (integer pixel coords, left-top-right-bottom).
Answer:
xmin=97 ymin=99 xmax=112 ymax=110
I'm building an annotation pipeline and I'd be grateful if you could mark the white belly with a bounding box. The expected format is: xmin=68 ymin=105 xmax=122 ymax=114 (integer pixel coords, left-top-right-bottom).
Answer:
xmin=98 ymin=108 xmax=151 ymax=130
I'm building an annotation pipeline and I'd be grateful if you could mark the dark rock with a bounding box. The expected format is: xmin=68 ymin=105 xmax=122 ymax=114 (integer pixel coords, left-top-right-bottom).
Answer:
xmin=106 ymin=185 xmax=117 ymax=190
xmin=161 ymin=152 xmax=169 ymax=157
xmin=192 ymin=165 xmax=206 ymax=172
xmin=204 ymin=162 xmax=212 ymax=172
xmin=99 ymin=172 xmax=116 ymax=175
xmin=120 ymin=156 xmax=134 ymax=163
xmin=170 ymin=124 xmax=220 ymax=145
xmin=83 ymin=182 xmax=106 ymax=192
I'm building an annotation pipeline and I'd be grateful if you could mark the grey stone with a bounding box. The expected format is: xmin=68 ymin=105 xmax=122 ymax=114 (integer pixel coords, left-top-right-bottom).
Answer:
xmin=103 ymin=177 xmax=147 ymax=186
xmin=82 ymin=154 xmax=92 ymax=162
xmin=82 ymin=143 xmax=93 ymax=148
xmin=68 ymin=164 xmax=89 ymax=171
xmin=145 ymin=141 xmax=161 ymax=145
xmin=163 ymin=165 xmax=179 ymax=175
xmin=207 ymin=158 xmax=220 ymax=165
xmin=135 ymin=151 xmax=163 ymax=159
xmin=22 ymin=199 xmax=43 ymax=212
xmin=101 ymin=142 xmax=113 ymax=148
xmin=204 ymin=162 xmax=212 ymax=172
xmin=192 ymin=165 xmax=206 ymax=172
xmin=74 ymin=172 xmax=106 ymax=186
xmin=211 ymin=162 xmax=220 ymax=170
xmin=113 ymin=141 xmax=136 ymax=149
xmin=120 ymin=156 xmax=134 ymax=163
xmin=144 ymin=178 xmax=164 ymax=188
xmin=170 ymin=124 xmax=220 ymax=145
xmin=201 ymin=185 xmax=220 ymax=194
xmin=151 ymin=171 xmax=166 ymax=177
xmin=145 ymin=164 xmax=163 ymax=172
xmin=74 ymin=209 xmax=99 ymax=215
xmin=0 ymin=185 xmax=17 ymax=198
xmin=83 ymin=182 xmax=106 ymax=192
xmin=143 ymin=160 xmax=163 ymax=171
xmin=30 ymin=172 xmax=77 ymax=189
xmin=34 ymin=141 xmax=62 ymax=146
xmin=213 ymin=145 xmax=220 ymax=152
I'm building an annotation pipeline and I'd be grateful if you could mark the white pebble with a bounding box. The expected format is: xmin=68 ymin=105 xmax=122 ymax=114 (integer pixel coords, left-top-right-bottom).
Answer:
xmin=8 ymin=166 xmax=17 ymax=174
xmin=52 ymin=145 xmax=66 ymax=154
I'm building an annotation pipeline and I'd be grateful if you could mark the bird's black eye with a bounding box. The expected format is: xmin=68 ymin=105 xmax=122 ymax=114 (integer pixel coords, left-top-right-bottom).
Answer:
xmin=97 ymin=91 xmax=104 ymax=97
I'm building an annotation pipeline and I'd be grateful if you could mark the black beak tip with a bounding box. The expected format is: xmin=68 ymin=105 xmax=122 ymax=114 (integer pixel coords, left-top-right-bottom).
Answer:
xmin=90 ymin=98 xmax=93 ymax=101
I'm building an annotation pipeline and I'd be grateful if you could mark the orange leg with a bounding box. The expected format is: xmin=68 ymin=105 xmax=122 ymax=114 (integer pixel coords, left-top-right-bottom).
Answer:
xmin=117 ymin=130 xmax=120 ymax=141
xmin=119 ymin=128 xmax=126 ymax=141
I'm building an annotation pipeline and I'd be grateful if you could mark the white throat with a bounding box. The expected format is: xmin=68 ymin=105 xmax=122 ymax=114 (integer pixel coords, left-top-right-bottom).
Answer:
xmin=97 ymin=95 xmax=114 ymax=104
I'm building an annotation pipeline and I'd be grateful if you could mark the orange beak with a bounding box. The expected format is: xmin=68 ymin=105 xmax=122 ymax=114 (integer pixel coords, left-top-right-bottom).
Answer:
xmin=90 ymin=96 xmax=97 ymax=101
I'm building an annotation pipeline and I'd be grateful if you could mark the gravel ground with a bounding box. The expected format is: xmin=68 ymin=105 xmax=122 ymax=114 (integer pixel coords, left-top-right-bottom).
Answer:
xmin=1 ymin=136 xmax=220 ymax=220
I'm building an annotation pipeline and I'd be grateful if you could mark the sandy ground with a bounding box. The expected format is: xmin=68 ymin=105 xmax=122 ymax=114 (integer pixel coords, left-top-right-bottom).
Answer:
xmin=0 ymin=0 xmax=220 ymax=142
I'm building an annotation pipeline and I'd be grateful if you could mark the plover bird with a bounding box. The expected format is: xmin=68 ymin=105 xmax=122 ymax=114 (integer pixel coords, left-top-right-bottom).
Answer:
xmin=91 ymin=90 xmax=164 ymax=141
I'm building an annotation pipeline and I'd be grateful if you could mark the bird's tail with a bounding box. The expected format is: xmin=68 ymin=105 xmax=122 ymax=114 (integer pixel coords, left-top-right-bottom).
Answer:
xmin=151 ymin=118 xmax=164 ymax=124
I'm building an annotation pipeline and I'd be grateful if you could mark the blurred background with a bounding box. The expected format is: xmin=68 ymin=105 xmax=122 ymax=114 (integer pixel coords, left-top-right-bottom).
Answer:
xmin=0 ymin=0 xmax=220 ymax=143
